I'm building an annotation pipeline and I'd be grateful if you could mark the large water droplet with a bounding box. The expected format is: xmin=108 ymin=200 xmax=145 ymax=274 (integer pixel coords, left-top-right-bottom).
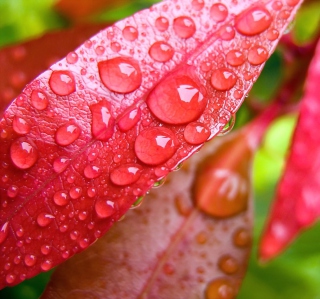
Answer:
xmin=55 ymin=123 xmax=81 ymax=146
xmin=95 ymin=199 xmax=115 ymax=218
xmin=173 ymin=16 xmax=196 ymax=38
xmin=53 ymin=191 xmax=69 ymax=206
xmin=184 ymin=122 xmax=210 ymax=145
xmin=117 ymin=107 xmax=141 ymax=132
xmin=149 ymin=41 xmax=174 ymax=62
xmin=30 ymin=90 xmax=49 ymax=110
xmin=206 ymin=278 xmax=236 ymax=299
xmin=155 ymin=17 xmax=169 ymax=31
xmin=248 ymin=46 xmax=268 ymax=65
xmin=49 ymin=70 xmax=76 ymax=96
xmin=210 ymin=3 xmax=228 ymax=22
xmin=24 ymin=254 xmax=36 ymax=267
xmin=12 ymin=116 xmax=30 ymax=135
xmin=0 ymin=222 xmax=9 ymax=244
xmin=235 ymin=6 xmax=272 ymax=36
xmin=84 ymin=165 xmax=101 ymax=179
xmin=110 ymin=164 xmax=142 ymax=186
xmin=90 ymin=101 xmax=115 ymax=141
xmin=226 ymin=50 xmax=246 ymax=67
xmin=147 ymin=74 xmax=207 ymax=124
xmin=98 ymin=57 xmax=142 ymax=93
xmin=10 ymin=138 xmax=38 ymax=169
xmin=135 ymin=127 xmax=178 ymax=165
xmin=37 ymin=213 xmax=55 ymax=227
xmin=218 ymin=255 xmax=239 ymax=274
xmin=122 ymin=26 xmax=138 ymax=41
xmin=211 ymin=68 xmax=237 ymax=91
xmin=41 ymin=260 xmax=52 ymax=271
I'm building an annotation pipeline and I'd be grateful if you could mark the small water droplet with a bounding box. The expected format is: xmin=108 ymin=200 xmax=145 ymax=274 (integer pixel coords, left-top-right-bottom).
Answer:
xmin=7 ymin=185 xmax=19 ymax=198
xmin=110 ymin=164 xmax=142 ymax=186
xmin=24 ymin=254 xmax=36 ymax=267
xmin=41 ymin=260 xmax=52 ymax=271
xmin=135 ymin=127 xmax=178 ymax=165
xmin=155 ymin=16 xmax=169 ymax=31
xmin=266 ymin=28 xmax=279 ymax=41
xmin=37 ymin=213 xmax=55 ymax=227
xmin=95 ymin=45 xmax=105 ymax=56
xmin=218 ymin=114 xmax=236 ymax=136
xmin=41 ymin=245 xmax=51 ymax=255
xmin=69 ymin=186 xmax=82 ymax=199
xmin=49 ymin=70 xmax=76 ymax=96
xmin=0 ymin=222 xmax=9 ymax=244
xmin=12 ymin=116 xmax=30 ymax=135
xmin=184 ymin=122 xmax=210 ymax=145
xmin=14 ymin=255 xmax=21 ymax=264
xmin=95 ymin=199 xmax=115 ymax=218
xmin=196 ymin=231 xmax=207 ymax=244
xmin=6 ymin=274 xmax=16 ymax=284
xmin=66 ymin=51 xmax=78 ymax=64
xmin=110 ymin=42 xmax=121 ymax=52
xmin=53 ymin=157 xmax=70 ymax=173
xmin=149 ymin=41 xmax=174 ymax=62
xmin=233 ymin=228 xmax=251 ymax=247
xmin=78 ymin=211 xmax=87 ymax=221
xmin=53 ymin=191 xmax=69 ymax=206
xmin=70 ymin=230 xmax=79 ymax=241
xmin=55 ymin=123 xmax=81 ymax=146
xmin=15 ymin=227 xmax=24 ymax=237
xmin=235 ymin=6 xmax=272 ymax=36
xmin=30 ymin=90 xmax=49 ymax=110
xmin=226 ymin=50 xmax=246 ymax=67
xmin=210 ymin=3 xmax=228 ymax=22
xmin=219 ymin=25 xmax=235 ymax=41
xmin=218 ymin=255 xmax=239 ymax=275
xmin=147 ymin=73 xmax=207 ymax=124
xmin=173 ymin=16 xmax=196 ymax=38
xmin=191 ymin=0 xmax=204 ymax=11
xmin=98 ymin=57 xmax=142 ymax=93
xmin=117 ymin=107 xmax=141 ymax=132
xmin=84 ymin=165 xmax=101 ymax=179
xmin=206 ymin=278 xmax=236 ymax=299
xmin=10 ymin=138 xmax=38 ymax=169
xmin=211 ymin=68 xmax=237 ymax=91
xmin=84 ymin=40 xmax=92 ymax=48
xmin=59 ymin=224 xmax=68 ymax=233
xmin=87 ymin=187 xmax=96 ymax=198
xmin=122 ymin=26 xmax=138 ymax=41
xmin=90 ymin=101 xmax=115 ymax=141
xmin=248 ymin=46 xmax=268 ymax=65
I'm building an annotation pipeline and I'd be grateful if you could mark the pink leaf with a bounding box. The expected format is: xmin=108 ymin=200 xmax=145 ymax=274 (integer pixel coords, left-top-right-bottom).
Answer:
xmin=260 ymin=37 xmax=320 ymax=260
xmin=0 ymin=0 xmax=303 ymax=288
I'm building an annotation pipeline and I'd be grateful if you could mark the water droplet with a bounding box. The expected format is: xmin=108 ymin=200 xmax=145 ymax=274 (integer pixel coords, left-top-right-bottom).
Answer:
xmin=7 ymin=185 xmax=19 ymax=198
xmin=117 ymin=107 xmax=141 ymax=132
xmin=59 ymin=224 xmax=68 ymax=233
xmin=206 ymin=278 xmax=236 ymax=299
xmin=233 ymin=228 xmax=251 ymax=247
xmin=6 ymin=274 xmax=15 ymax=284
xmin=41 ymin=260 xmax=52 ymax=271
xmin=0 ymin=222 xmax=9 ymax=244
xmin=15 ymin=227 xmax=24 ymax=237
xmin=219 ymin=114 xmax=236 ymax=136
xmin=153 ymin=177 xmax=166 ymax=188
xmin=24 ymin=254 xmax=36 ymax=267
xmin=149 ymin=41 xmax=174 ymax=62
xmin=12 ymin=116 xmax=30 ymax=135
xmin=155 ymin=16 xmax=169 ymax=31
xmin=41 ymin=245 xmax=51 ymax=255
xmin=90 ymin=101 xmax=115 ymax=141
xmin=147 ymin=74 xmax=207 ymax=124
xmin=49 ymin=70 xmax=76 ymax=96
xmin=30 ymin=90 xmax=49 ymax=110
xmin=84 ymin=165 xmax=101 ymax=179
xmin=286 ymin=0 xmax=299 ymax=6
xmin=110 ymin=42 xmax=121 ymax=52
xmin=226 ymin=50 xmax=246 ymax=67
xmin=79 ymin=238 xmax=90 ymax=249
xmin=196 ymin=231 xmax=207 ymax=244
xmin=37 ymin=213 xmax=55 ymax=227
xmin=173 ymin=16 xmax=196 ymax=38
xmin=235 ymin=6 xmax=272 ymax=36
xmin=14 ymin=255 xmax=21 ymax=264
xmin=248 ymin=46 xmax=268 ymax=65
xmin=218 ymin=255 xmax=239 ymax=274
xmin=211 ymin=68 xmax=237 ymax=91
xmin=210 ymin=3 xmax=228 ymax=22
xmin=135 ymin=127 xmax=178 ymax=165
xmin=53 ymin=191 xmax=69 ymax=206
xmin=84 ymin=40 xmax=92 ymax=48
xmin=55 ymin=123 xmax=81 ymax=146
xmin=95 ymin=199 xmax=115 ymax=218
xmin=191 ymin=0 xmax=204 ymax=10
xmin=10 ymin=138 xmax=38 ymax=169
xmin=122 ymin=26 xmax=138 ymax=41
xmin=184 ymin=122 xmax=210 ymax=145
xmin=110 ymin=164 xmax=142 ymax=186
xmin=98 ymin=57 xmax=142 ymax=94
xmin=219 ymin=25 xmax=235 ymax=41
xmin=66 ymin=51 xmax=78 ymax=64
xmin=78 ymin=211 xmax=87 ymax=221
xmin=266 ymin=28 xmax=279 ymax=41
xmin=69 ymin=187 xmax=82 ymax=199
xmin=87 ymin=187 xmax=96 ymax=198
xmin=95 ymin=46 xmax=105 ymax=56
xmin=53 ymin=157 xmax=70 ymax=173
xmin=70 ymin=230 xmax=79 ymax=240
xmin=130 ymin=196 xmax=144 ymax=209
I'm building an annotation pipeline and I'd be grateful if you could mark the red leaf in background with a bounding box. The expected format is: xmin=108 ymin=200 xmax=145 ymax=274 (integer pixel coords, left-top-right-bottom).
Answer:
xmin=0 ymin=24 xmax=108 ymax=115
xmin=260 ymin=38 xmax=320 ymax=260
xmin=0 ymin=0 xmax=303 ymax=288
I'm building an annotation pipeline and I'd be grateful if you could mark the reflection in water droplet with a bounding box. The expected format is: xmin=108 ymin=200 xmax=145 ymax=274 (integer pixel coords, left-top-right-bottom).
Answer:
xmin=173 ymin=16 xmax=196 ymax=38
xmin=110 ymin=164 xmax=142 ymax=186
xmin=206 ymin=278 xmax=236 ymax=299
xmin=211 ymin=68 xmax=237 ymax=91
xmin=149 ymin=41 xmax=174 ymax=62
xmin=184 ymin=122 xmax=210 ymax=145
xmin=218 ymin=255 xmax=239 ymax=274
xmin=135 ymin=127 xmax=178 ymax=165
xmin=130 ymin=196 xmax=144 ymax=209
xmin=55 ymin=123 xmax=81 ymax=146
xmin=153 ymin=177 xmax=166 ymax=188
xmin=210 ymin=3 xmax=228 ymax=22
xmin=10 ymin=138 xmax=38 ymax=169
xmin=49 ymin=70 xmax=76 ymax=96
xmin=30 ymin=90 xmax=49 ymax=110
xmin=98 ymin=57 xmax=142 ymax=93
xmin=155 ymin=16 xmax=169 ymax=32
xmin=218 ymin=114 xmax=236 ymax=136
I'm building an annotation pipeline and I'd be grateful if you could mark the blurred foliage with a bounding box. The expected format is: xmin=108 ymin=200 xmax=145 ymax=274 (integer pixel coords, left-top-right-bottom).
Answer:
xmin=0 ymin=0 xmax=320 ymax=298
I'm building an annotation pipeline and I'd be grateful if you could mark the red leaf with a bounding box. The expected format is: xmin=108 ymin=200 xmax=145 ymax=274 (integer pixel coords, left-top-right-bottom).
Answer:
xmin=260 ymin=37 xmax=320 ymax=260
xmin=0 ymin=0 xmax=303 ymax=288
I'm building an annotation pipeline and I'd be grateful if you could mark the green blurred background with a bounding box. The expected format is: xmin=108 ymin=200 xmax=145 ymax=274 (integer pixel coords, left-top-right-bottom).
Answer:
xmin=0 ymin=0 xmax=320 ymax=298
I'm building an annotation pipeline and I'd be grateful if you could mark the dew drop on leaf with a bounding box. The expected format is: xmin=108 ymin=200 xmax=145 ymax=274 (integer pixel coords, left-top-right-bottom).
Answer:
xmin=122 ymin=26 xmax=138 ymax=41
xmin=286 ymin=0 xmax=299 ymax=6
xmin=184 ymin=122 xmax=210 ymax=145
xmin=211 ymin=68 xmax=237 ymax=91
xmin=55 ymin=123 xmax=81 ymax=146
xmin=205 ymin=278 xmax=236 ymax=299
xmin=30 ymin=90 xmax=49 ymax=110
xmin=110 ymin=164 xmax=142 ymax=186
xmin=98 ymin=57 xmax=142 ymax=93
xmin=191 ymin=0 xmax=204 ymax=11
xmin=24 ymin=254 xmax=36 ymax=267
xmin=53 ymin=191 xmax=69 ymax=206
xmin=37 ymin=213 xmax=55 ymax=227
xmin=41 ymin=245 xmax=51 ymax=255
xmin=248 ymin=46 xmax=268 ymax=65
xmin=233 ymin=228 xmax=251 ymax=247
xmin=12 ymin=116 xmax=30 ymax=135
xmin=117 ymin=107 xmax=141 ymax=132
xmin=0 ymin=222 xmax=9 ymax=245
xmin=210 ymin=3 xmax=228 ymax=22
xmin=226 ymin=50 xmax=246 ymax=67
xmin=84 ymin=165 xmax=101 ymax=179
xmin=134 ymin=127 xmax=178 ymax=165
xmin=110 ymin=42 xmax=121 ymax=53
xmin=235 ymin=6 xmax=272 ymax=36
xmin=266 ymin=28 xmax=279 ymax=41
xmin=173 ymin=16 xmax=196 ymax=38
xmin=95 ymin=199 xmax=115 ymax=218
xmin=219 ymin=25 xmax=236 ymax=41
xmin=95 ymin=46 xmax=105 ymax=56
xmin=10 ymin=138 xmax=38 ymax=169
xmin=155 ymin=16 xmax=169 ymax=32
xmin=218 ymin=255 xmax=239 ymax=275
xmin=149 ymin=41 xmax=174 ymax=62
xmin=53 ymin=157 xmax=70 ymax=173
xmin=41 ymin=260 xmax=53 ymax=271
xmin=69 ymin=187 xmax=82 ymax=199
xmin=49 ymin=70 xmax=76 ymax=96
xmin=66 ymin=51 xmax=78 ymax=64
xmin=5 ymin=274 xmax=15 ymax=284
xmin=7 ymin=185 xmax=19 ymax=198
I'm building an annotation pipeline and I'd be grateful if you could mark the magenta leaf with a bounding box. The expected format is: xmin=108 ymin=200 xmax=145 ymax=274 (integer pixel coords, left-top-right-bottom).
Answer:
xmin=0 ymin=0 xmax=303 ymax=288
xmin=260 ymin=37 xmax=320 ymax=260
